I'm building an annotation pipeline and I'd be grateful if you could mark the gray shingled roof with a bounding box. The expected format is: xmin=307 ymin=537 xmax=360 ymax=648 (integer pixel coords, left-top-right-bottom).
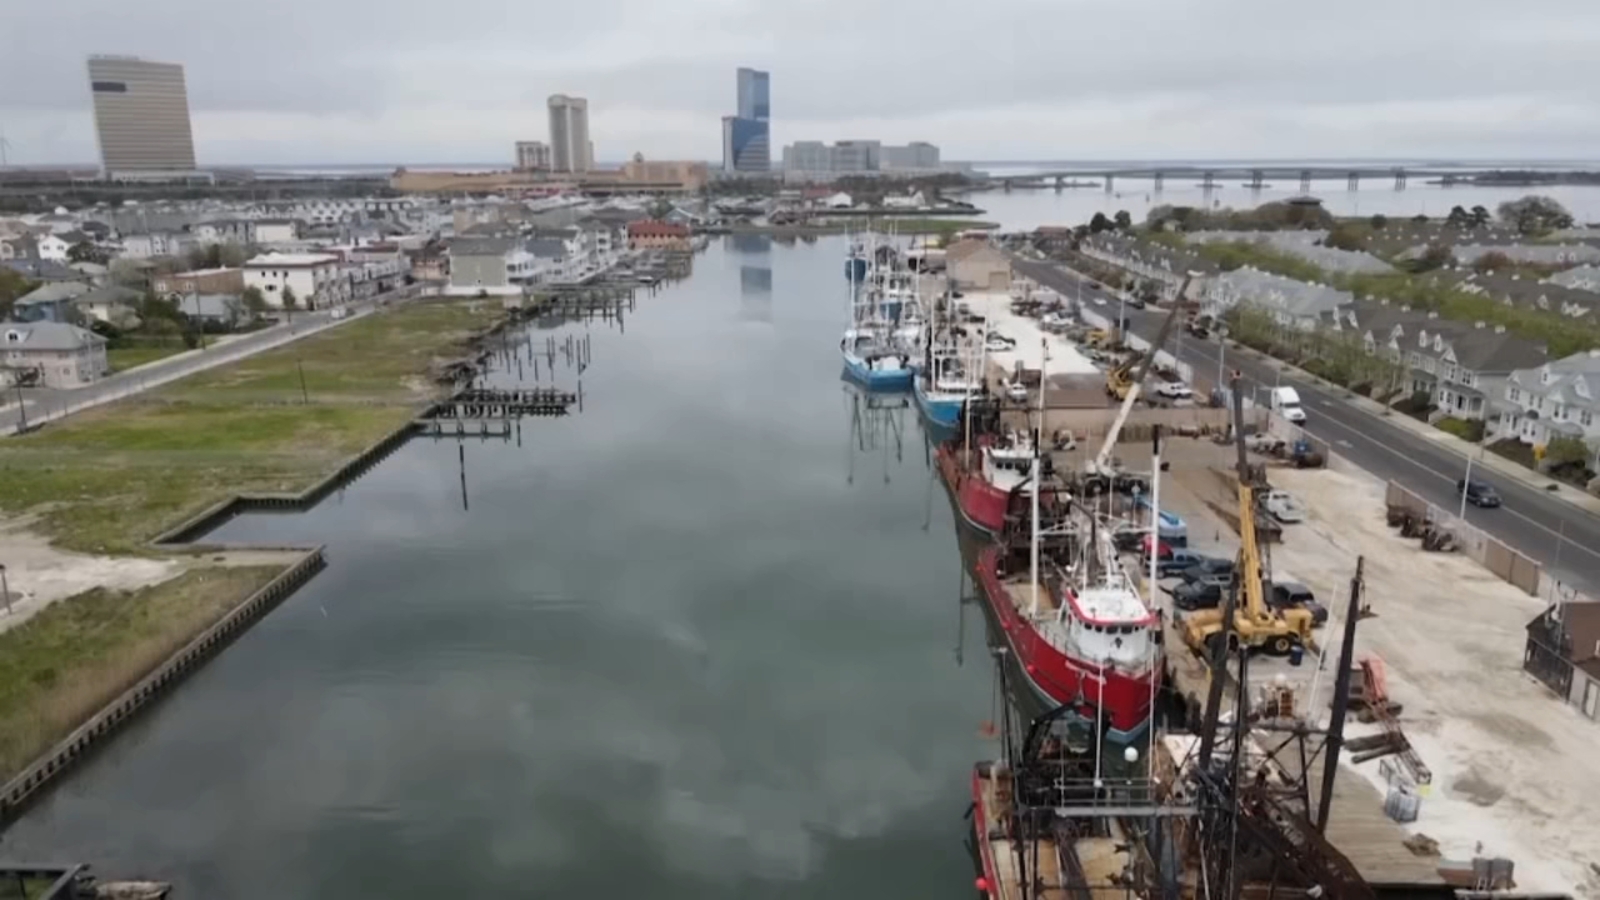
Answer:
xmin=16 ymin=282 xmax=92 ymax=306
xmin=1 ymin=322 xmax=105 ymax=351
xmin=525 ymin=239 xmax=568 ymax=260
xmin=449 ymin=237 xmax=517 ymax=256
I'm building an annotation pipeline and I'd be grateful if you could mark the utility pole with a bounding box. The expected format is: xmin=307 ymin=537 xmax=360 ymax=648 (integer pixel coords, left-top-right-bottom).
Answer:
xmin=1 ymin=563 xmax=10 ymax=615
xmin=13 ymin=380 xmax=26 ymax=433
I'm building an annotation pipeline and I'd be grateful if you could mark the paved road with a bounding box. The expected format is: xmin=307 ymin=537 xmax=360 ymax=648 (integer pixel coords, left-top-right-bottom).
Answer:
xmin=1014 ymin=256 xmax=1600 ymax=595
xmin=1 ymin=288 xmax=424 ymax=435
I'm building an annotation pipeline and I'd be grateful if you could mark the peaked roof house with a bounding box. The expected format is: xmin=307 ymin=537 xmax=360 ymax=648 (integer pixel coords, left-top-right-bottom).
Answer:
xmin=1497 ymin=349 xmax=1600 ymax=448
xmin=1524 ymin=600 xmax=1600 ymax=721
xmin=1 ymin=322 xmax=109 ymax=389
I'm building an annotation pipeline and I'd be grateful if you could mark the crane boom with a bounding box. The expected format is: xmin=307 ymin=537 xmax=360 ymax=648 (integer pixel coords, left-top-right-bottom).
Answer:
xmin=1230 ymin=374 xmax=1269 ymax=623
xmin=1091 ymin=279 xmax=1189 ymax=472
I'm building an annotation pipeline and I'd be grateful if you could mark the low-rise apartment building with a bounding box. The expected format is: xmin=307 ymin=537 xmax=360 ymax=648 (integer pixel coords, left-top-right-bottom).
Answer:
xmin=626 ymin=220 xmax=691 ymax=251
xmin=447 ymin=238 xmax=541 ymax=295
xmin=243 ymin=252 xmax=343 ymax=308
xmin=152 ymin=266 xmax=246 ymax=297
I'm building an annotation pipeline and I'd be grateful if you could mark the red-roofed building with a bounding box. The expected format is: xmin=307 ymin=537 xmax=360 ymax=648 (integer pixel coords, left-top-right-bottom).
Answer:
xmin=627 ymin=220 xmax=691 ymax=251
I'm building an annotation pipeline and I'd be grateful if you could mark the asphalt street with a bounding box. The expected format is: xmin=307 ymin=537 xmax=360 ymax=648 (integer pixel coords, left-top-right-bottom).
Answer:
xmin=1014 ymin=256 xmax=1600 ymax=596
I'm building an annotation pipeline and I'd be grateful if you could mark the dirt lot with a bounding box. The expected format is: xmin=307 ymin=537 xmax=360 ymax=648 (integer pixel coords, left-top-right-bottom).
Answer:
xmin=1155 ymin=437 xmax=1600 ymax=899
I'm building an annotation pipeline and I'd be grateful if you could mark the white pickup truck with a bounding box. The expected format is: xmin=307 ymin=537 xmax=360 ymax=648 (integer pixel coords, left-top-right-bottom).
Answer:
xmin=1263 ymin=489 xmax=1306 ymax=524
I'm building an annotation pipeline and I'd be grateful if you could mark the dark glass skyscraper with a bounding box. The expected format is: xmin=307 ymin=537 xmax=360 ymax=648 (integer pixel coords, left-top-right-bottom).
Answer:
xmin=723 ymin=68 xmax=770 ymax=173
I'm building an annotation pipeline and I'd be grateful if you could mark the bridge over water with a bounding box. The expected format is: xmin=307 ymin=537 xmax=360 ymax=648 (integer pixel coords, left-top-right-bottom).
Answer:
xmin=989 ymin=165 xmax=1478 ymax=193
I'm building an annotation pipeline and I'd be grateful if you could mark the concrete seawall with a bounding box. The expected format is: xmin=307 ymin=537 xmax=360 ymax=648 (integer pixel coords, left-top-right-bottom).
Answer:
xmin=0 ymin=547 xmax=327 ymax=825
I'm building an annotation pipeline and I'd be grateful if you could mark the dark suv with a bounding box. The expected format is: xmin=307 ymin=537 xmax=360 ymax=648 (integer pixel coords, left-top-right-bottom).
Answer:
xmin=1457 ymin=479 xmax=1501 ymax=508
xmin=1269 ymin=582 xmax=1328 ymax=625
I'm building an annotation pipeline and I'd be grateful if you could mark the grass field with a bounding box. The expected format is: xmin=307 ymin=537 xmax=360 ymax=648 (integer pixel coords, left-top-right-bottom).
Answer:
xmin=0 ymin=565 xmax=281 ymax=783
xmin=107 ymin=342 xmax=188 ymax=373
xmin=0 ymin=299 xmax=501 ymax=554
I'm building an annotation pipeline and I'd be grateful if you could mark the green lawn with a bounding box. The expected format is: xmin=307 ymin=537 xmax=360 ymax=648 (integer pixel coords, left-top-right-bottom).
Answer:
xmin=107 ymin=342 xmax=187 ymax=373
xmin=0 ymin=299 xmax=501 ymax=554
xmin=0 ymin=566 xmax=281 ymax=783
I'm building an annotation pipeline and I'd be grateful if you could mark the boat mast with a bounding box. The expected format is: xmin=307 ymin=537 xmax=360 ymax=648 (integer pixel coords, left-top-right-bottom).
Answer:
xmin=1029 ymin=336 xmax=1047 ymax=618
xmin=1148 ymin=424 xmax=1162 ymax=608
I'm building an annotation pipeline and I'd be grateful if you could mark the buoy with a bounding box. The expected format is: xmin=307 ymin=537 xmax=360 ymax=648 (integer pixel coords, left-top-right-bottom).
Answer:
xmin=976 ymin=877 xmax=991 ymax=893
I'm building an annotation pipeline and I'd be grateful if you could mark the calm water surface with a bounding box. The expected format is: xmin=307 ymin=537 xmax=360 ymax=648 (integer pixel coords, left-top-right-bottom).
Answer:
xmin=4 ymin=236 xmax=999 ymax=898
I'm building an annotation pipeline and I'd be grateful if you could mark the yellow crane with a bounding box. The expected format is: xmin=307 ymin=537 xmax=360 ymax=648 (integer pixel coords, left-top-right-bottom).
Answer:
xmin=1182 ymin=372 xmax=1317 ymax=658
xmin=1104 ymin=280 xmax=1187 ymax=402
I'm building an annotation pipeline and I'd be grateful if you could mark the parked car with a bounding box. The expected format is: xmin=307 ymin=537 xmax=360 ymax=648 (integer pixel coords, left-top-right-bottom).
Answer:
xmin=1263 ymin=489 xmax=1306 ymax=524
xmin=1153 ymin=547 xmax=1209 ymax=578
xmin=1172 ymin=576 xmax=1228 ymax=611
xmin=1457 ymin=479 xmax=1501 ymax=508
xmin=1124 ymin=296 xmax=1147 ymax=310
xmin=1155 ymin=381 xmax=1194 ymax=401
xmin=985 ymin=333 xmax=1017 ymax=352
xmin=1179 ymin=556 xmax=1235 ymax=583
xmin=1269 ymin=582 xmax=1328 ymax=626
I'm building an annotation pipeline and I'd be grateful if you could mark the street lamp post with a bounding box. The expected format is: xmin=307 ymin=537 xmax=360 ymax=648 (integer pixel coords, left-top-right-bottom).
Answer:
xmin=1458 ymin=446 xmax=1481 ymax=520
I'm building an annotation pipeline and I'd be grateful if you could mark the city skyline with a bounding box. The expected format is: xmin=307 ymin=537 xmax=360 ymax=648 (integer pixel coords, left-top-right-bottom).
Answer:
xmin=1 ymin=0 xmax=1597 ymax=166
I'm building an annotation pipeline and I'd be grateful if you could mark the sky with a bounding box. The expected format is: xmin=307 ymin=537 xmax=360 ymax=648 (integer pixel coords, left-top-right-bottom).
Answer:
xmin=3 ymin=0 xmax=1600 ymax=167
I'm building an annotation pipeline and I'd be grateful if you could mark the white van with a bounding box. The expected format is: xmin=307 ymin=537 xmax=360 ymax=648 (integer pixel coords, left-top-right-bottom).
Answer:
xmin=1270 ymin=386 xmax=1306 ymax=423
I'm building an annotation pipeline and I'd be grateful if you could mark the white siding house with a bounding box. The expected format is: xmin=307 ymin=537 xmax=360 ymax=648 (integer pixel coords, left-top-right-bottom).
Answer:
xmin=243 ymin=252 xmax=343 ymax=308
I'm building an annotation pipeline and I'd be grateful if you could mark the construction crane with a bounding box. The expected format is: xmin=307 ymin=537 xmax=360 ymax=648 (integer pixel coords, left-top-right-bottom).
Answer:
xmin=1104 ymin=280 xmax=1188 ymax=403
xmin=1182 ymin=372 xmax=1316 ymax=657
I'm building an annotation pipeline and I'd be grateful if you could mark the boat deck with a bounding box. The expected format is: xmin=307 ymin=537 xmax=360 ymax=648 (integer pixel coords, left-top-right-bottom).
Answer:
xmin=976 ymin=770 xmax=1070 ymax=900
xmin=1003 ymin=579 xmax=1060 ymax=614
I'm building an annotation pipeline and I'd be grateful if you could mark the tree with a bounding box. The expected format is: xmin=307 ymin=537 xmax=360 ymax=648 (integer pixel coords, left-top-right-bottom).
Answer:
xmin=1469 ymin=205 xmax=1491 ymax=227
xmin=1410 ymin=242 xmax=1452 ymax=273
xmin=1113 ymin=210 xmax=1133 ymax=230
xmin=66 ymin=241 xmax=108 ymax=265
xmin=0 ymin=269 xmax=37 ymax=320
xmin=1446 ymin=205 xmax=1470 ymax=228
xmin=1368 ymin=214 xmax=1388 ymax=230
xmin=240 ymin=286 xmax=268 ymax=317
xmin=647 ymin=198 xmax=676 ymax=220
xmin=1088 ymin=212 xmax=1113 ymax=233
xmin=1544 ymin=435 xmax=1590 ymax=470
xmin=1324 ymin=222 xmax=1370 ymax=252
xmin=280 ymin=285 xmax=298 ymax=321
xmin=1497 ymin=195 xmax=1574 ymax=235
xmin=1472 ymin=251 xmax=1513 ymax=275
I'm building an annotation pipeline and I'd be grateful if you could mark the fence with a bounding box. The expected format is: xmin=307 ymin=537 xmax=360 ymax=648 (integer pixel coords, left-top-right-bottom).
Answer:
xmin=1382 ymin=480 xmax=1541 ymax=595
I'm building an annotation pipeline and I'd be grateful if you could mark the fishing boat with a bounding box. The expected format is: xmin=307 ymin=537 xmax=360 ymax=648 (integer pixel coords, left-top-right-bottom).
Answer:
xmin=840 ymin=233 xmax=915 ymax=391
xmin=973 ymin=444 xmax=1162 ymax=740
xmin=936 ymin=423 xmax=1040 ymax=535
xmin=913 ymin=286 xmax=983 ymax=429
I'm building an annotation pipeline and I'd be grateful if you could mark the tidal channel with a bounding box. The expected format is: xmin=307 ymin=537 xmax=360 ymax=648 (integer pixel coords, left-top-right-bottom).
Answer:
xmin=3 ymin=236 xmax=999 ymax=899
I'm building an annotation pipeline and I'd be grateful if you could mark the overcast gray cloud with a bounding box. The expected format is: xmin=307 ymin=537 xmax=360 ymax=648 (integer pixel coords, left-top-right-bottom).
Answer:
xmin=3 ymin=0 xmax=1599 ymax=166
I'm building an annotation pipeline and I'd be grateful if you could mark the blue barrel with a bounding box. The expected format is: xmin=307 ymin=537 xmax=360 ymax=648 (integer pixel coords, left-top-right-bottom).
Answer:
xmin=1288 ymin=643 xmax=1305 ymax=666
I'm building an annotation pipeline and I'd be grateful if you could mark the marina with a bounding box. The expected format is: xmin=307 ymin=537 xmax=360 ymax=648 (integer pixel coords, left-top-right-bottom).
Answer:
xmin=3 ymin=232 xmax=1595 ymax=900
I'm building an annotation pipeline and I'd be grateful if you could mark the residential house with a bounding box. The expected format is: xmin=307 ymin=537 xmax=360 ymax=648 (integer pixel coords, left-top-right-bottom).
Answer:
xmin=1338 ymin=300 xmax=1546 ymax=419
xmin=626 ymin=220 xmax=691 ymax=251
xmin=1550 ymin=265 xmax=1600 ymax=295
xmin=184 ymin=294 xmax=249 ymax=329
xmin=0 ymin=235 xmax=35 ymax=260
xmin=243 ymin=252 xmax=344 ymax=309
xmin=1079 ymin=233 xmax=1219 ymax=300
xmin=1186 ymin=230 xmax=1393 ymax=275
xmin=1202 ymin=268 xmax=1350 ymax=331
xmin=74 ymin=285 xmax=144 ymax=325
xmin=447 ymin=237 xmax=540 ymax=295
xmin=69 ymin=261 xmax=110 ymax=284
xmin=410 ymin=245 xmax=449 ymax=281
xmin=1454 ymin=243 xmax=1600 ymax=267
xmin=153 ymin=267 xmax=246 ymax=297
xmin=1524 ymin=601 xmax=1600 ymax=722
xmin=11 ymin=282 xmax=92 ymax=323
xmin=946 ymin=239 xmax=1012 ymax=292
xmin=526 ymin=239 xmax=574 ymax=283
xmin=253 ymin=219 xmax=302 ymax=244
xmin=194 ymin=219 xmax=255 ymax=246
xmin=1498 ymin=350 xmax=1600 ymax=448
xmin=2 ymin=259 xmax=87 ymax=283
xmin=35 ymin=233 xmax=72 ymax=262
xmin=1454 ymin=270 xmax=1600 ymax=319
xmin=120 ymin=231 xmax=196 ymax=260
xmin=0 ymin=322 xmax=108 ymax=389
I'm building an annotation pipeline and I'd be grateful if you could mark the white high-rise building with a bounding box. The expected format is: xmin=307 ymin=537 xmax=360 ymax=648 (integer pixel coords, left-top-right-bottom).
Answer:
xmin=547 ymin=95 xmax=592 ymax=174
xmin=86 ymin=55 xmax=198 ymax=178
xmin=515 ymin=140 xmax=551 ymax=171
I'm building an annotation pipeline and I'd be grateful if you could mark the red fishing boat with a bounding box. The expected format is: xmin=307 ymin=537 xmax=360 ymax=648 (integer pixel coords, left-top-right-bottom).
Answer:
xmin=936 ymin=429 xmax=1039 ymax=536
xmin=975 ymin=460 xmax=1162 ymax=741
